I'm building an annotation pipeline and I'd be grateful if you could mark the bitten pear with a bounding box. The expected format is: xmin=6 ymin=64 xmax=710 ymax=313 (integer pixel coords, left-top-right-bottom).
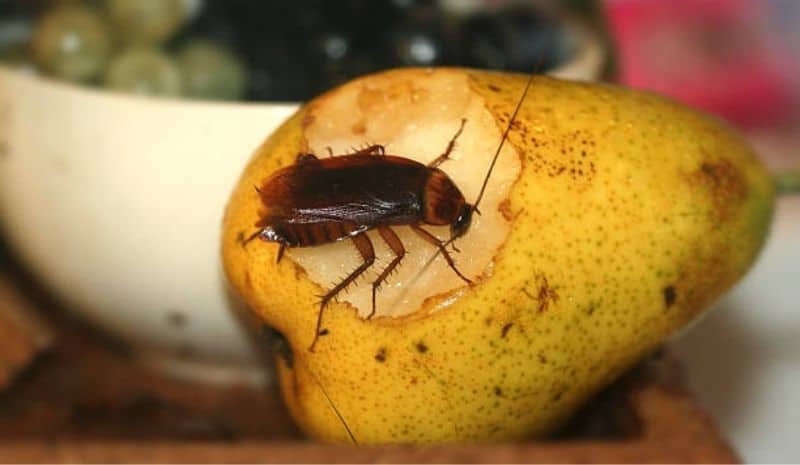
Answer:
xmin=222 ymin=68 xmax=774 ymax=443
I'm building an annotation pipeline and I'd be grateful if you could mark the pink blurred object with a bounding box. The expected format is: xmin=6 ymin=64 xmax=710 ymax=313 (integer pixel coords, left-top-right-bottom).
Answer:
xmin=604 ymin=0 xmax=799 ymax=128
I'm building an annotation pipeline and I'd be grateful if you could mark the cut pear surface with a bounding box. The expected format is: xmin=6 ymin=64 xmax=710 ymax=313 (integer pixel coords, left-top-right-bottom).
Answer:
xmin=292 ymin=69 xmax=521 ymax=319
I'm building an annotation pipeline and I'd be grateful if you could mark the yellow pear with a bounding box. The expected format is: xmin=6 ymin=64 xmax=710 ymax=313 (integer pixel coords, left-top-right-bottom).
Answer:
xmin=222 ymin=68 xmax=774 ymax=443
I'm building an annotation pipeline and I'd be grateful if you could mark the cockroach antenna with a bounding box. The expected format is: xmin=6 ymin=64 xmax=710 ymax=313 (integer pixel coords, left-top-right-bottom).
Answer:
xmin=423 ymin=33 xmax=550 ymax=271
xmin=473 ymin=28 xmax=551 ymax=215
xmin=472 ymin=72 xmax=536 ymax=215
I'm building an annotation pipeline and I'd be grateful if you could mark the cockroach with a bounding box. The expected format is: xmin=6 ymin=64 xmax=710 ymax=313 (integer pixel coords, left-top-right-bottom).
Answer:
xmin=246 ymin=73 xmax=535 ymax=352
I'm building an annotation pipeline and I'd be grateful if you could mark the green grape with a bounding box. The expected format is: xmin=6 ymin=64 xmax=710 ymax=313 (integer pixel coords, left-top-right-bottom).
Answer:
xmin=105 ymin=0 xmax=185 ymax=46
xmin=105 ymin=48 xmax=182 ymax=97
xmin=177 ymin=39 xmax=247 ymax=101
xmin=31 ymin=5 xmax=111 ymax=82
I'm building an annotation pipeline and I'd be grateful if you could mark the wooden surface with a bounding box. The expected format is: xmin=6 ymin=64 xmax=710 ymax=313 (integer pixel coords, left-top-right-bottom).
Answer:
xmin=0 ymin=274 xmax=51 ymax=389
xmin=0 ymin=257 xmax=739 ymax=463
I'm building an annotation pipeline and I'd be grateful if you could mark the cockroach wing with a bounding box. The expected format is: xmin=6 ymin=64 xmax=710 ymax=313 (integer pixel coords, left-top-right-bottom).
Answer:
xmin=258 ymin=154 xmax=429 ymax=227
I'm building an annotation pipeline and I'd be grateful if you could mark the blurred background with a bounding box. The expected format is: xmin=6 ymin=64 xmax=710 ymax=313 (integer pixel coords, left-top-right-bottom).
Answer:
xmin=606 ymin=2 xmax=800 ymax=463
xmin=0 ymin=0 xmax=798 ymax=462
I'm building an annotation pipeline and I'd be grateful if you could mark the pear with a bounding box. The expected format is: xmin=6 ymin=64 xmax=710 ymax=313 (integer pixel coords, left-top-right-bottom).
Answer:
xmin=222 ymin=68 xmax=773 ymax=443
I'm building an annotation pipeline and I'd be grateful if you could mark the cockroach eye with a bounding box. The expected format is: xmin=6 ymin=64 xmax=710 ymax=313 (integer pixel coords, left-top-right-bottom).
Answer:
xmin=451 ymin=205 xmax=473 ymax=240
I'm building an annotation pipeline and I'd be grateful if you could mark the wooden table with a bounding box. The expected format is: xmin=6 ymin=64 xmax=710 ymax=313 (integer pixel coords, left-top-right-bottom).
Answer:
xmin=0 ymin=260 xmax=738 ymax=463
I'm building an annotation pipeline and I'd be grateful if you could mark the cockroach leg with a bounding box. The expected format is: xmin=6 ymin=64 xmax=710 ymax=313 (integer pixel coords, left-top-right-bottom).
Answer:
xmin=350 ymin=144 xmax=385 ymax=157
xmin=427 ymin=118 xmax=467 ymax=168
xmin=369 ymin=226 xmax=406 ymax=319
xmin=326 ymin=146 xmax=334 ymax=157
xmin=241 ymin=229 xmax=262 ymax=247
xmin=296 ymin=153 xmax=319 ymax=163
xmin=310 ymin=233 xmax=376 ymax=351
xmin=411 ymin=224 xmax=473 ymax=285
xmin=241 ymin=218 xmax=269 ymax=248
xmin=276 ymin=243 xmax=286 ymax=263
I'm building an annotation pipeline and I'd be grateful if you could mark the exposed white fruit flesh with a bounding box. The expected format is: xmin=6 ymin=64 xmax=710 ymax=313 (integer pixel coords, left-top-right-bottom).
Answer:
xmin=288 ymin=69 xmax=522 ymax=320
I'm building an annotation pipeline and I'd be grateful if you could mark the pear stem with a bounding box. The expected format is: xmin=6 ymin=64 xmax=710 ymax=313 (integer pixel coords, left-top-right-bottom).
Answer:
xmin=775 ymin=170 xmax=800 ymax=195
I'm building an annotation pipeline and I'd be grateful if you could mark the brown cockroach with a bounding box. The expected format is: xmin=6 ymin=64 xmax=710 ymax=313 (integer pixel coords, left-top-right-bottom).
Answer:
xmin=247 ymin=73 xmax=535 ymax=352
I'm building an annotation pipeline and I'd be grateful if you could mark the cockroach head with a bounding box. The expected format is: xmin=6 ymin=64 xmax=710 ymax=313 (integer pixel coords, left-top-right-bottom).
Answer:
xmin=450 ymin=204 xmax=474 ymax=241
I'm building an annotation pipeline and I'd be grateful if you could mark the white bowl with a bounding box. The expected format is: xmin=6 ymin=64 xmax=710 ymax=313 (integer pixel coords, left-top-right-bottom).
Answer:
xmin=0 ymin=67 xmax=297 ymax=384
xmin=0 ymin=15 xmax=605 ymax=384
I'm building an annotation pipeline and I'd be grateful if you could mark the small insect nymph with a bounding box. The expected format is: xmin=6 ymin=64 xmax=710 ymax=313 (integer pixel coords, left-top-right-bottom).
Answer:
xmin=246 ymin=74 xmax=535 ymax=351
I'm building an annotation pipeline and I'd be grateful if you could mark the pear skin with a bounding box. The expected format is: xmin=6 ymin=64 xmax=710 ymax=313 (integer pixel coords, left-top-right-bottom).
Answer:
xmin=222 ymin=68 xmax=774 ymax=443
